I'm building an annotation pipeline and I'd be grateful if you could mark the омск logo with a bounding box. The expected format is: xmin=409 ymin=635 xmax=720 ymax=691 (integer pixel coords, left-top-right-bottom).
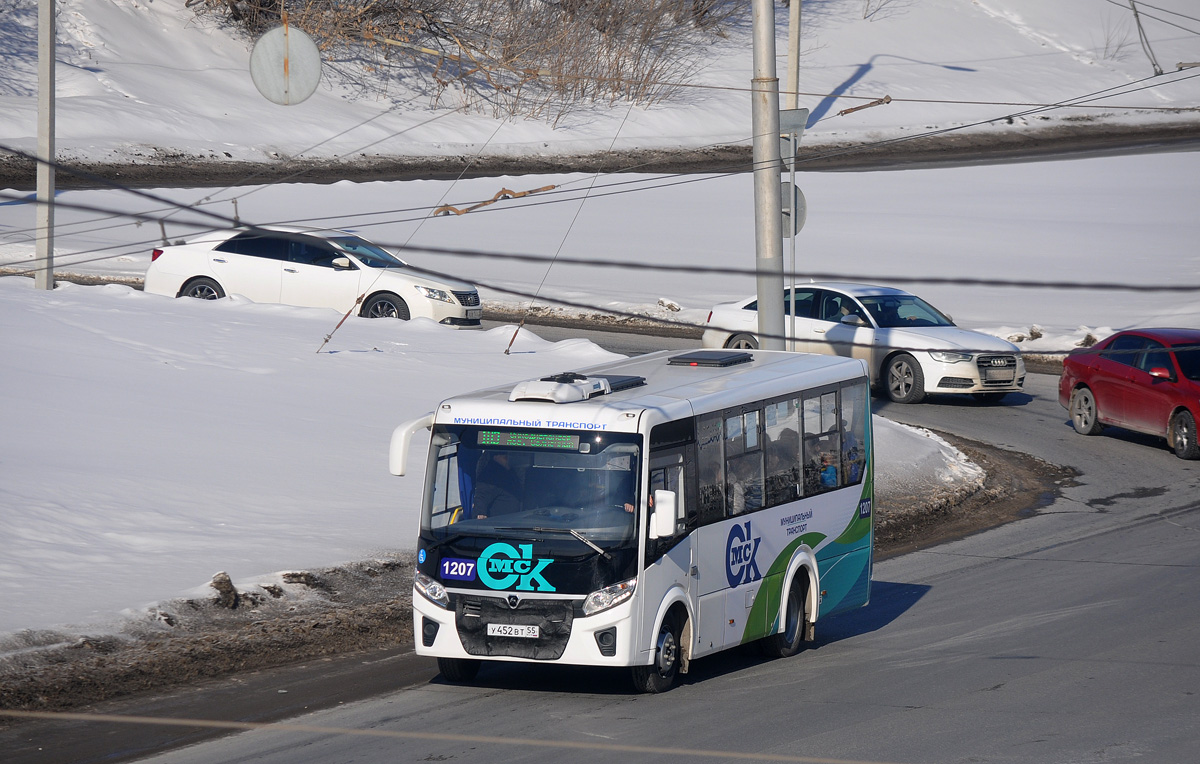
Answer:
xmin=477 ymin=543 xmax=556 ymax=592
xmin=726 ymin=520 xmax=762 ymax=588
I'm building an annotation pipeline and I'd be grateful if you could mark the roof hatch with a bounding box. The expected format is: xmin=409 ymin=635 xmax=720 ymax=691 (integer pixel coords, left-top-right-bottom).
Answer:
xmin=508 ymin=372 xmax=646 ymax=404
xmin=667 ymin=349 xmax=753 ymax=367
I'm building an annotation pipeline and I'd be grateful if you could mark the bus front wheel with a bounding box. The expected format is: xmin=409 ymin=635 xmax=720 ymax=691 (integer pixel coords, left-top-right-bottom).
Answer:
xmin=632 ymin=612 xmax=682 ymax=693
xmin=761 ymin=576 xmax=807 ymax=659
xmin=437 ymin=657 xmax=480 ymax=683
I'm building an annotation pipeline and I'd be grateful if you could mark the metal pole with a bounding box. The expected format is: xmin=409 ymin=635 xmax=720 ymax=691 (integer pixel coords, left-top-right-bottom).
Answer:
xmin=785 ymin=2 xmax=802 ymax=351
xmin=752 ymin=0 xmax=785 ymax=351
xmin=35 ymin=0 xmax=55 ymax=291
xmin=785 ymin=0 xmax=801 ymax=111
xmin=789 ymin=136 xmax=797 ymax=352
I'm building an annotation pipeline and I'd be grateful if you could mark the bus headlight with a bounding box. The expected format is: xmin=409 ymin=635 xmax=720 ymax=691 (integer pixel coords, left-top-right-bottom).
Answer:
xmin=414 ymin=570 xmax=449 ymax=608
xmin=582 ymin=577 xmax=637 ymax=616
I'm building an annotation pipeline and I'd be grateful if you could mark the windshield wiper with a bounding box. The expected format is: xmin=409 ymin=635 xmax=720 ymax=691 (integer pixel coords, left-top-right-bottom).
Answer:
xmin=426 ymin=532 xmax=467 ymax=552
xmin=495 ymin=526 xmax=611 ymax=560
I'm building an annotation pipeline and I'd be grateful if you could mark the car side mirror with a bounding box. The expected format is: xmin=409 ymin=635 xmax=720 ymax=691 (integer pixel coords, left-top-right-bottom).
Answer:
xmin=331 ymin=256 xmax=354 ymax=270
xmin=1149 ymin=367 xmax=1173 ymax=380
xmin=840 ymin=314 xmax=867 ymax=327
xmin=650 ymin=490 xmax=677 ymax=539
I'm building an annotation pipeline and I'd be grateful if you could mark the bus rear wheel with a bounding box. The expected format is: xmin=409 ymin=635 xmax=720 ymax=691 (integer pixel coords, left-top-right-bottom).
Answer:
xmin=761 ymin=576 xmax=807 ymax=659
xmin=437 ymin=657 xmax=480 ymax=683
xmin=632 ymin=612 xmax=682 ymax=693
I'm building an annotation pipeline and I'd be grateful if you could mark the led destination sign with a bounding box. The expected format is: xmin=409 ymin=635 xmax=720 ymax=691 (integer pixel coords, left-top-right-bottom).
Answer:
xmin=477 ymin=430 xmax=580 ymax=450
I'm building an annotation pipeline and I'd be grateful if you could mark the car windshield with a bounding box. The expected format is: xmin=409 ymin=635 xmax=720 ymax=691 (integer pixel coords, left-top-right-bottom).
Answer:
xmin=1173 ymin=343 xmax=1200 ymax=381
xmin=330 ymin=236 xmax=407 ymax=269
xmin=859 ymin=295 xmax=955 ymax=328
xmin=421 ymin=426 xmax=641 ymax=552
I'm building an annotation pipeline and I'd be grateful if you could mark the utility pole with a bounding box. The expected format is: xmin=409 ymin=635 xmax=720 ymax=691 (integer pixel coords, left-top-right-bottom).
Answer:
xmin=785 ymin=0 xmax=801 ymax=111
xmin=36 ymin=0 xmax=55 ymax=290
xmin=751 ymin=0 xmax=785 ymax=351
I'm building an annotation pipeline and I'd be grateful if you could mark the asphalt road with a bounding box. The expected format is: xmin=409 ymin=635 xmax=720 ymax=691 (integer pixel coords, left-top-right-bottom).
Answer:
xmin=109 ymin=374 xmax=1197 ymax=764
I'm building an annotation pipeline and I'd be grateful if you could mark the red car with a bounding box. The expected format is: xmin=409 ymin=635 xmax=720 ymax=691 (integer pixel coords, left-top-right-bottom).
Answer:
xmin=1059 ymin=328 xmax=1200 ymax=459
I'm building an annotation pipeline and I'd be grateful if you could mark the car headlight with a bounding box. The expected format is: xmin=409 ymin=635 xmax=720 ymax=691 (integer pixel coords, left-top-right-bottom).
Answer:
xmin=414 ymin=285 xmax=454 ymax=303
xmin=414 ymin=570 xmax=449 ymax=608
xmin=930 ymin=351 xmax=972 ymax=364
xmin=582 ymin=577 xmax=636 ymax=616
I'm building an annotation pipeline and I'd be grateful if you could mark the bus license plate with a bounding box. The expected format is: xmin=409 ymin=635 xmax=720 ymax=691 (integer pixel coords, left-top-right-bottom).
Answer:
xmin=487 ymin=624 xmax=539 ymax=638
xmin=467 ymin=308 xmax=483 ymax=319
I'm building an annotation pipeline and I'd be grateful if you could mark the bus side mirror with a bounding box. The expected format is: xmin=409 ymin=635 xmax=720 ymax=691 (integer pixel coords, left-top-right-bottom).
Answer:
xmin=650 ymin=490 xmax=677 ymax=539
xmin=389 ymin=413 xmax=434 ymax=476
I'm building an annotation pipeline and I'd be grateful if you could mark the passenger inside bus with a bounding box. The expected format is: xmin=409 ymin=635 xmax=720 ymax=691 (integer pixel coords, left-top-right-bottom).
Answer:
xmin=765 ymin=428 xmax=800 ymax=504
xmin=841 ymin=419 xmax=862 ymax=483
xmin=473 ymin=452 xmax=522 ymax=518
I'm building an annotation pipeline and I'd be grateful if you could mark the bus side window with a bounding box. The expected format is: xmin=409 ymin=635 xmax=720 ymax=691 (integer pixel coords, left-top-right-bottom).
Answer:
xmin=429 ymin=441 xmax=462 ymax=528
xmin=840 ymin=383 xmax=868 ymax=485
xmin=803 ymin=391 xmax=842 ymax=494
xmin=725 ymin=408 xmax=763 ymax=515
xmin=649 ymin=461 xmax=685 ymax=536
xmin=696 ymin=413 xmax=725 ymax=525
xmin=764 ymin=398 xmax=801 ymax=507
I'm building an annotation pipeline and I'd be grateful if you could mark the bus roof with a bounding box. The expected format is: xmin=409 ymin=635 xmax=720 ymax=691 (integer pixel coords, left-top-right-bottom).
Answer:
xmin=433 ymin=350 xmax=869 ymax=434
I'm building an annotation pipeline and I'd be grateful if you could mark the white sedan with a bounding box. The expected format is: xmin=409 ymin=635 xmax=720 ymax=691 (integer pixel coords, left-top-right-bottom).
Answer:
xmin=144 ymin=226 xmax=481 ymax=326
xmin=702 ymin=282 xmax=1025 ymax=403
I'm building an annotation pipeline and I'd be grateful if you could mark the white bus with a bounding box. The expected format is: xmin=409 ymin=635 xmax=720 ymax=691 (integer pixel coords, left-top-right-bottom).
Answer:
xmin=389 ymin=349 xmax=874 ymax=692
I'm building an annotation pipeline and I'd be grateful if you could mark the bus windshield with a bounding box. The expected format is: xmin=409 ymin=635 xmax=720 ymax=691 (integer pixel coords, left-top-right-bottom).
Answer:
xmin=422 ymin=426 xmax=641 ymax=553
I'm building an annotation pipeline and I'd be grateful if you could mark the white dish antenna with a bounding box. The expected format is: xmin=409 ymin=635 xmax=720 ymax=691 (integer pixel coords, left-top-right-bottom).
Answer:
xmin=249 ymin=24 xmax=322 ymax=106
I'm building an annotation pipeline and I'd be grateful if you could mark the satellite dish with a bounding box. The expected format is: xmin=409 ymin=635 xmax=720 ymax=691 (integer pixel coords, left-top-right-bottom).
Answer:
xmin=249 ymin=25 xmax=321 ymax=106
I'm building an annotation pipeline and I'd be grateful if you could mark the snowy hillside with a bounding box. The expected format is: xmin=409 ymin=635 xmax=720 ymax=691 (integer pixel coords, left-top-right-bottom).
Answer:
xmin=0 ymin=0 xmax=1197 ymax=165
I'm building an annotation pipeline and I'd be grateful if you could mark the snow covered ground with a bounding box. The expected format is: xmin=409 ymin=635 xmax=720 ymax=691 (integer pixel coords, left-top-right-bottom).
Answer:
xmin=0 ymin=0 xmax=1198 ymax=641
xmin=1 ymin=0 xmax=1197 ymax=162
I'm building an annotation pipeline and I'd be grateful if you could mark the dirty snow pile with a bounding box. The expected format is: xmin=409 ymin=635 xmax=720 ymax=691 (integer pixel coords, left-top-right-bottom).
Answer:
xmin=873 ymin=422 xmax=986 ymax=503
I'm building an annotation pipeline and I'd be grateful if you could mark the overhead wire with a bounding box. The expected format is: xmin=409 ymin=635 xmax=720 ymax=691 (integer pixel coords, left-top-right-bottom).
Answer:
xmin=5 ymin=187 xmax=1199 ymax=296
xmin=1099 ymin=0 xmax=1200 ymax=37
xmin=3 ymin=63 xmax=1198 ymax=290
xmin=2 ymin=62 xmax=1197 ymax=253
xmin=315 ymin=117 xmax=510 ymax=352
xmin=504 ymin=99 xmax=640 ymax=354
xmin=271 ymin=240 xmax=1200 ymax=359
xmin=3 ymin=166 xmax=1198 ymax=358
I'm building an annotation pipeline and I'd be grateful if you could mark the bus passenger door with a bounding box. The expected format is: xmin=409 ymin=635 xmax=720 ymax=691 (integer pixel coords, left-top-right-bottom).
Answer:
xmin=641 ymin=450 xmax=695 ymax=661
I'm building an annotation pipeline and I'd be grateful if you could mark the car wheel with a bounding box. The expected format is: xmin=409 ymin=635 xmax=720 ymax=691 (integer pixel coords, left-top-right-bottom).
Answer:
xmin=631 ymin=611 xmax=682 ymax=693
xmin=761 ymin=575 xmax=807 ymax=659
xmin=362 ymin=292 xmax=410 ymax=320
xmin=972 ymin=392 xmax=1007 ymax=404
xmin=1170 ymin=410 xmax=1200 ymax=460
xmin=437 ymin=657 xmax=480 ymax=683
xmin=179 ymin=277 xmax=224 ymax=300
xmin=1069 ymin=387 xmax=1103 ymax=435
xmin=725 ymin=333 xmax=759 ymax=350
xmin=885 ymin=353 xmax=926 ymax=404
